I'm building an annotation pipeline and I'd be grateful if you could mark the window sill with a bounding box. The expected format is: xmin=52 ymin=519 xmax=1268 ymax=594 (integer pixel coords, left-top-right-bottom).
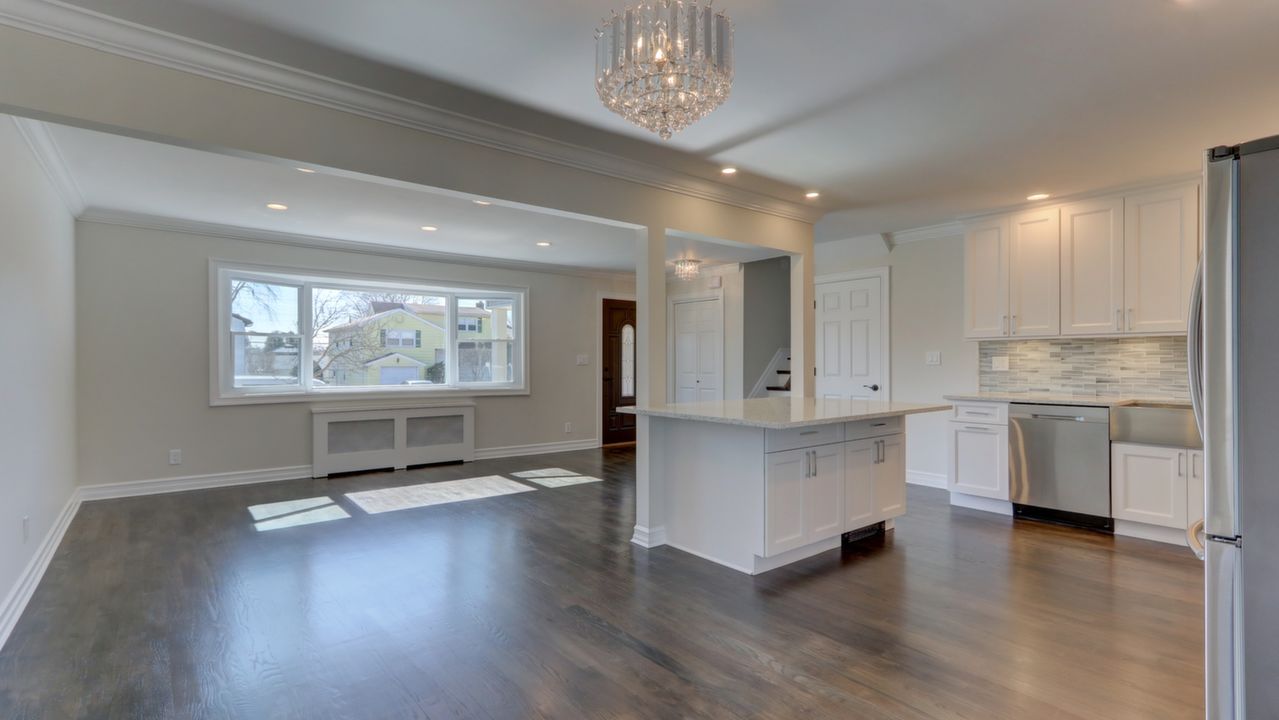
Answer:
xmin=210 ymin=385 xmax=529 ymax=407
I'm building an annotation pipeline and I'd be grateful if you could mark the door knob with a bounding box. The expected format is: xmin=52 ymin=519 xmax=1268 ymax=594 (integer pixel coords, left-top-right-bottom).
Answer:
xmin=863 ymin=384 xmax=880 ymax=392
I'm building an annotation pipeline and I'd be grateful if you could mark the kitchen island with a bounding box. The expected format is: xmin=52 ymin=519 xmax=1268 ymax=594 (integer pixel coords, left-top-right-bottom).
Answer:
xmin=622 ymin=397 xmax=949 ymax=575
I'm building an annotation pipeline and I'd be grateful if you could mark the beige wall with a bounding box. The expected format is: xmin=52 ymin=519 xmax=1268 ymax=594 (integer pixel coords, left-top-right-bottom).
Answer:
xmin=0 ymin=119 xmax=77 ymax=609
xmin=75 ymin=221 xmax=634 ymax=486
xmin=816 ymin=235 xmax=979 ymax=483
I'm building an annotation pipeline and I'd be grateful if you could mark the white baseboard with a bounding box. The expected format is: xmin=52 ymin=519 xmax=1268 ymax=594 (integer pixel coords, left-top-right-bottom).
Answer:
xmin=473 ymin=438 xmax=599 ymax=461
xmin=78 ymin=465 xmax=313 ymax=501
xmin=1115 ymin=520 xmax=1188 ymax=547
xmin=0 ymin=489 xmax=81 ymax=652
xmin=906 ymin=470 xmax=948 ymax=489
xmin=949 ymin=492 xmax=1013 ymax=516
xmin=630 ymin=524 xmax=667 ymax=548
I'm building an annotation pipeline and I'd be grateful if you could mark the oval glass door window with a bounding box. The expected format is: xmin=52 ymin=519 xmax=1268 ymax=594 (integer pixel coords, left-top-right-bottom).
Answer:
xmin=621 ymin=324 xmax=635 ymax=398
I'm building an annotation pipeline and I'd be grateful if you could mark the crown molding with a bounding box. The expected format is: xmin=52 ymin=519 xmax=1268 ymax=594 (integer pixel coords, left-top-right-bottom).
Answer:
xmin=0 ymin=0 xmax=821 ymax=225
xmin=888 ymin=222 xmax=963 ymax=246
xmin=78 ymin=208 xmax=636 ymax=281
xmin=9 ymin=115 xmax=84 ymax=215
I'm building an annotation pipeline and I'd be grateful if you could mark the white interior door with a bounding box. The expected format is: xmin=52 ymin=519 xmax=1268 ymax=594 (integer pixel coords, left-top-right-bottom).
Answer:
xmin=673 ymin=298 xmax=722 ymax=403
xmin=815 ymin=276 xmax=885 ymax=401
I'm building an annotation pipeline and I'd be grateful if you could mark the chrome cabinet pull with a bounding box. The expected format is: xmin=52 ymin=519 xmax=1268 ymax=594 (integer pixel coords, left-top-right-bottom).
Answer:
xmin=964 ymin=425 xmax=991 ymax=432
xmin=1127 ymin=308 xmax=1134 ymax=331
xmin=1002 ymin=314 xmax=1009 ymax=335
xmin=1178 ymin=451 xmax=1186 ymax=477
xmin=1115 ymin=308 xmax=1123 ymax=331
xmin=1011 ymin=315 xmax=1018 ymax=335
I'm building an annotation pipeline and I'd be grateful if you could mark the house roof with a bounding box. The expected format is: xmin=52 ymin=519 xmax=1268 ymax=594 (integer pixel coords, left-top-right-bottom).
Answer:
xmin=363 ymin=352 xmax=428 ymax=367
xmin=322 ymin=302 xmax=492 ymax=334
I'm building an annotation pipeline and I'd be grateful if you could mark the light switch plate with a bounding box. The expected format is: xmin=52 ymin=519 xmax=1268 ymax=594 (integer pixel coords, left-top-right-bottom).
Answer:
xmin=708 ymin=276 xmax=723 ymax=289
xmin=575 ymin=354 xmax=589 ymax=366
xmin=992 ymin=356 xmax=1010 ymax=372
xmin=925 ymin=351 xmax=941 ymax=366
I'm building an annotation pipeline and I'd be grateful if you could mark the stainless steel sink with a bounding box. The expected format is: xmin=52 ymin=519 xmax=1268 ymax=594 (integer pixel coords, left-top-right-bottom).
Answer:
xmin=1111 ymin=403 xmax=1201 ymax=448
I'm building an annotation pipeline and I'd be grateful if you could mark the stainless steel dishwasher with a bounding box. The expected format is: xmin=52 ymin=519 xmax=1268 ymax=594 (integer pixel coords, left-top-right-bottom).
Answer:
xmin=1008 ymin=403 xmax=1113 ymax=531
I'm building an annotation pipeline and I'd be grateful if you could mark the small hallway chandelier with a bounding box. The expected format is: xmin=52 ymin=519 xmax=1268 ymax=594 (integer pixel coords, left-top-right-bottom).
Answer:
xmin=673 ymin=258 xmax=702 ymax=280
xmin=595 ymin=1 xmax=734 ymax=140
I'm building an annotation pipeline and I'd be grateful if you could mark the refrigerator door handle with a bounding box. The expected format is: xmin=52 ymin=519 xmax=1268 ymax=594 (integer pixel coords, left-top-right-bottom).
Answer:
xmin=1203 ymin=151 xmax=1239 ymax=539
xmin=1188 ymin=258 xmax=1205 ymax=440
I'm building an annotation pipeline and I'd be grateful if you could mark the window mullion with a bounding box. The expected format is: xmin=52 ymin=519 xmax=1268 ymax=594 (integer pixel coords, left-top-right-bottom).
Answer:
xmin=447 ymin=294 xmax=458 ymax=386
xmin=300 ymin=282 xmax=313 ymax=392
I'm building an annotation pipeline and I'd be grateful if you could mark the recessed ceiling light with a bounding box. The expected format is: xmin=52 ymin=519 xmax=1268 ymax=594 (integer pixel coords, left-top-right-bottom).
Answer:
xmin=1027 ymin=192 xmax=1051 ymax=201
xmin=805 ymin=191 xmax=821 ymax=199
xmin=536 ymin=241 xmax=552 ymax=247
xmin=420 ymin=226 xmax=438 ymax=232
xmin=473 ymin=200 xmax=492 ymax=206
xmin=296 ymin=167 xmax=316 ymax=174
xmin=721 ymin=167 xmax=738 ymax=175
xmin=266 ymin=203 xmax=288 ymax=211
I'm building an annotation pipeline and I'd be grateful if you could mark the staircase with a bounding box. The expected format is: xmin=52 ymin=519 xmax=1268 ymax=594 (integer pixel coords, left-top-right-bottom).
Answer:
xmin=757 ymin=349 xmax=792 ymax=398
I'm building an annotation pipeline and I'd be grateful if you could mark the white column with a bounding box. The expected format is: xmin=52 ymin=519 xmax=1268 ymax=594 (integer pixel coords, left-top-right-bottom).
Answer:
xmin=633 ymin=225 xmax=668 ymax=547
xmin=789 ymin=252 xmax=815 ymax=397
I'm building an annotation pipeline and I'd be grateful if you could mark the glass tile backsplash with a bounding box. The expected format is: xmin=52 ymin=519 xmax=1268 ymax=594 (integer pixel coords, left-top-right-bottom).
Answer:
xmin=978 ymin=336 xmax=1189 ymax=399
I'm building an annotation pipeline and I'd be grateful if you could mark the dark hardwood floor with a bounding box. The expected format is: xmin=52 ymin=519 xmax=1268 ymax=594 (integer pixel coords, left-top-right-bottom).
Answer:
xmin=0 ymin=448 xmax=1204 ymax=719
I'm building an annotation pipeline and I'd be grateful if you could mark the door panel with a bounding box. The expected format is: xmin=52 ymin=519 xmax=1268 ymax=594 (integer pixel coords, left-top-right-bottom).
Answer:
xmin=1123 ymin=184 xmax=1198 ymax=334
xmin=844 ymin=439 xmax=877 ymax=529
xmin=964 ymin=218 xmax=1010 ymax=338
xmin=765 ymin=449 xmax=807 ymax=557
xmin=1009 ymin=207 xmax=1061 ymax=337
xmin=949 ymin=423 xmax=1009 ymax=500
xmin=815 ymin=277 xmax=884 ymax=401
xmin=673 ymin=299 xmax=722 ymax=403
xmin=875 ymin=435 xmax=906 ymax=519
xmin=1111 ymin=443 xmax=1186 ymax=528
xmin=806 ymin=444 xmax=845 ymax=542
xmin=601 ymin=298 xmax=637 ymax=445
xmin=1060 ymin=198 xmax=1124 ymax=335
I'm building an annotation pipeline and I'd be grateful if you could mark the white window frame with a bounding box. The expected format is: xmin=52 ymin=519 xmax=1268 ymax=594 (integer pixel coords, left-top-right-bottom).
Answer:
xmin=210 ymin=260 xmax=528 ymax=405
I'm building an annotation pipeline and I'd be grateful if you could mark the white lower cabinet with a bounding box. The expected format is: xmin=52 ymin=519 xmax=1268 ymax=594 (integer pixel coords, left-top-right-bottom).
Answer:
xmin=948 ymin=421 xmax=1009 ymax=500
xmin=765 ymin=430 xmax=905 ymax=558
xmin=1111 ymin=442 xmax=1194 ymax=530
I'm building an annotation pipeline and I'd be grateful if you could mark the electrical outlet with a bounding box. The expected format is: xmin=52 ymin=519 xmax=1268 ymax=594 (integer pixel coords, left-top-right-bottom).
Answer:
xmin=564 ymin=422 xmax=573 ymax=434
xmin=168 ymin=449 xmax=182 ymax=465
xmin=22 ymin=515 xmax=29 ymax=543
xmin=992 ymin=356 xmax=1010 ymax=372
xmin=925 ymin=351 xmax=942 ymax=366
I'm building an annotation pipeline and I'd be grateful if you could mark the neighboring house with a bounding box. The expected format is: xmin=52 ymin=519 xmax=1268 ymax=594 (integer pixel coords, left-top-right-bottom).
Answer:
xmin=231 ymin=313 xmax=253 ymax=376
xmin=322 ymin=302 xmax=511 ymax=385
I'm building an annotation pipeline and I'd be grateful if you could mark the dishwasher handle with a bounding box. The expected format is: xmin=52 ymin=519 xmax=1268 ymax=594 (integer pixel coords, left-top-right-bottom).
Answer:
xmin=1030 ymin=413 xmax=1088 ymax=422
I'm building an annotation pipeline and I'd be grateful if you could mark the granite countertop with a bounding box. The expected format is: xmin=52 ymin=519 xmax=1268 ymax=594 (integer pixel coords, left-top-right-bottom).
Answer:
xmin=619 ymin=397 xmax=951 ymax=430
xmin=944 ymin=392 xmax=1192 ymax=409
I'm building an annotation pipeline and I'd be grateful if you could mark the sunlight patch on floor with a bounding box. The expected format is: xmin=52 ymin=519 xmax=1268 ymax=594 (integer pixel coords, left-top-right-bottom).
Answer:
xmin=510 ymin=468 xmax=603 ymax=488
xmin=345 ymin=476 xmax=535 ymax=514
xmin=248 ymin=496 xmax=351 ymax=532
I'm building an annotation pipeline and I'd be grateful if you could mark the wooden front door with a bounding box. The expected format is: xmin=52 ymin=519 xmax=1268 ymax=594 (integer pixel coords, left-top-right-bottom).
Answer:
xmin=601 ymin=299 xmax=637 ymax=445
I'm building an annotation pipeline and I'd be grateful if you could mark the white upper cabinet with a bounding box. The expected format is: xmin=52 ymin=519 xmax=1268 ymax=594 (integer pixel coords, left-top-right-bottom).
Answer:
xmin=1123 ymin=185 xmax=1200 ymax=334
xmin=1008 ymin=207 xmax=1061 ymax=337
xmin=963 ymin=217 xmax=1010 ymax=338
xmin=1060 ymin=198 xmax=1125 ymax=336
xmin=962 ymin=182 xmax=1199 ymax=340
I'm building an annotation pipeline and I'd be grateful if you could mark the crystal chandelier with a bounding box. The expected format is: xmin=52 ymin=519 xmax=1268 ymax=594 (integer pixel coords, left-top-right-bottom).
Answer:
xmin=595 ymin=1 xmax=734 ymax=140
xmin=673 ymin=258 xmax=702 ymax=280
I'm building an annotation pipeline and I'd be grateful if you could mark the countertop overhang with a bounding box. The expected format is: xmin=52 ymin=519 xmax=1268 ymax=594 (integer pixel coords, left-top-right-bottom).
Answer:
xmin=619 ymin=397 xmax=950 ymax=430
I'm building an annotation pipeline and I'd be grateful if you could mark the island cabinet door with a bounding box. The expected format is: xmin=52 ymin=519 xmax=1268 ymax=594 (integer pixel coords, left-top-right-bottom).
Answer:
xmin=874 ymin=434 xmax=907 ymax=519
xmin=844 ymin=438 xmax=878 ymax=529
xmin=765 ymin=449 xmax=809 ymax=557
xmin=806 ymin=443 xmax=846 ymax=543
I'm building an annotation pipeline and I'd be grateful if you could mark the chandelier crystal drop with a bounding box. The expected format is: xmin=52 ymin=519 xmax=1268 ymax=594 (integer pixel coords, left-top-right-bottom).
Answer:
xmin=673 ymin=258 xmax=702 ymax=280
xmin=595 ymin=1 xmax=734 ymax=140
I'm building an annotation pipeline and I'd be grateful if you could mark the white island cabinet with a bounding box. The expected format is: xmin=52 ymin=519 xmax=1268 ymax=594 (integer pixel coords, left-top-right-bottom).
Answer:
xmin=623 ymin=398 xmax=949 ymax=575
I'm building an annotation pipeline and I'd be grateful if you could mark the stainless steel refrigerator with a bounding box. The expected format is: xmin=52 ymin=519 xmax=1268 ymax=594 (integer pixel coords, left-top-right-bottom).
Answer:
xmin=1192 ymin=138 xmax=1279 ymax=719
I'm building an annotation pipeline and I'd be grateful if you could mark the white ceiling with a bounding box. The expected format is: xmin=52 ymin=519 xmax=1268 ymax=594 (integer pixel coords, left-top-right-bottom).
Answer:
xmin=46 ymin=121 xmax=784 ymax=272
xmin=43 ymin=1 xmax=1279 ymax=238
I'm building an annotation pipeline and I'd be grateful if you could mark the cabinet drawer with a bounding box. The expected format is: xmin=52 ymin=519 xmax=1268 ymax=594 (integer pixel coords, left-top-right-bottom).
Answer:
xmin=845 ymin=415 xmax=902 ymax=442
xmin=952 ymin=402 xmax=1007 ymax=425
xmin=765 ymin=424 xmax=844 ymax=453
